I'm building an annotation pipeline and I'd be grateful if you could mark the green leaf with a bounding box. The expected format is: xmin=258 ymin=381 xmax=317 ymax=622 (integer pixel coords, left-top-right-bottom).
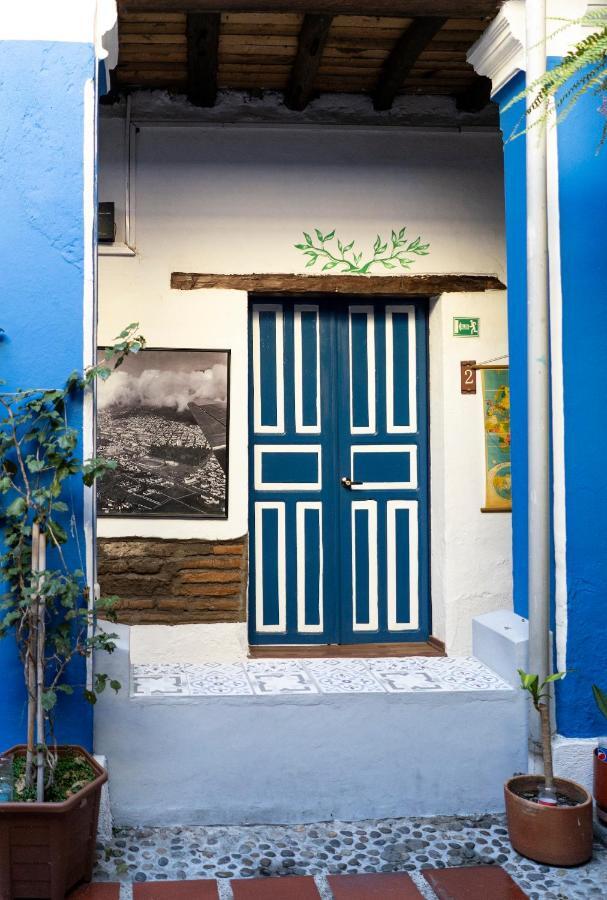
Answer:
xmin=47 ymin=519 xmax=68 ymax=545
xmin=110 ymin=679 xmax=121 ymax=694
xmin=26 ymin=457 xmax=45 ymax=473
xmin=593 ymin=684 xmax=607 ymax=721
xmin=6 ymin=497 xmax=27 ymax=517
xmin=544 ymin=672 xmax=566 ymax=683
xmin=303 ymin=232 xmax=312 ymax=246
xmin=305 ymin=257 xmax=317 ymax=268
xmin=322 ymin=261 xmax=338 ymax=270
xmin=84 ymin=689 xmax=97 ymax=705
xmin=315 ymin=228 xmax=325 ymax=243
xmin=323 ymin=230 xmax=335 ymax=242
xmin=41 ymin=690 xmax=57 ymax=711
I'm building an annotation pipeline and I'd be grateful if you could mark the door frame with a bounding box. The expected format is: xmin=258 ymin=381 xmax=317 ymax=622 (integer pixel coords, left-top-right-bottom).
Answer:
xmin=247 ymin=292 xmax=431 ymax=647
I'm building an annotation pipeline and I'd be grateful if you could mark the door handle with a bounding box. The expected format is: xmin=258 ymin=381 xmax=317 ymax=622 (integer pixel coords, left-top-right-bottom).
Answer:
xmin=341 ymin=476 xmax=363 ymax=490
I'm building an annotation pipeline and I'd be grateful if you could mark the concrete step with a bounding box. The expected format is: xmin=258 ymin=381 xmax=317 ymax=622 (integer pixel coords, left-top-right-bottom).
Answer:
xmin=94 ymin=623 xmax=526 ymax=826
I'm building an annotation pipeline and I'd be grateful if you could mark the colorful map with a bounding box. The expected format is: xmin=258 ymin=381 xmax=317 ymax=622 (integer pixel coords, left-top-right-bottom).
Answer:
xmin=482 ymin=368 xmax=512 ymax=510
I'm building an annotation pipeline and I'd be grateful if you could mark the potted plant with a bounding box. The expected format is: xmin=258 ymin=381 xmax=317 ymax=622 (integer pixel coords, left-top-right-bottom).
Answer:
xmin=504 ymin=669 xmax=593 ymax=866
xmin=0 ymin=324 xmax=144 ymax=900
xmin=592 ymin=684 xmax=607 ymax=826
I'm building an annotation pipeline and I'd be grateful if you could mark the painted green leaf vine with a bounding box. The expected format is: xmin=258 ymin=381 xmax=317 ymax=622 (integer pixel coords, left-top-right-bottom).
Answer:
xmin=294 ymin=227 xmax=430 ymax=274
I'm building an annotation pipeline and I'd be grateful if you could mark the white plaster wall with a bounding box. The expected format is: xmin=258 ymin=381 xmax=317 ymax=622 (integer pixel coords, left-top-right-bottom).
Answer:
xmin=100 ymin=121 xmax=505 ymax=280
xmin=98 ymin=287 xmax=248 ymax=540
xmin=130 ymin=622 xmax=248 ymax=664
xmin=98 ymin=112 xmax=512 ymax=656
xmin=429 ymin=292 xmax=513 ymax=655
xmin=0 ymin=0 xmax=116 ymax=49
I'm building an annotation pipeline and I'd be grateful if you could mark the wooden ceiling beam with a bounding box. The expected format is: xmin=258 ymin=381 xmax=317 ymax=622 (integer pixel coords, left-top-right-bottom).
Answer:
xmin=171 ymin=272 xmax=506 ymax=294
xmin=186 ymin=11 xmax=220 ymax=106
xmin=121 ymin=1 xmax=499 ymax=18
xmin=373 ymin=17 xmax=447 ymax=111
xmin=284 ymin=14 xmax=332 ymax=111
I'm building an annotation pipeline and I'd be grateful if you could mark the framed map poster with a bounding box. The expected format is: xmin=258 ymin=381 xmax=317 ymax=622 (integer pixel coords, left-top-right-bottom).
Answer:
xmin=481 ymin=367 xmax=512 ymax=512
xmin=97 ymin=347 xmax=230 ymax=518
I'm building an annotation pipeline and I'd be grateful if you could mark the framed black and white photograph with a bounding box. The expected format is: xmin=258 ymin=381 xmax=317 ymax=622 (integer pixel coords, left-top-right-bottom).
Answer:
xmin=97 ymin=348 xmax=230 ymax=518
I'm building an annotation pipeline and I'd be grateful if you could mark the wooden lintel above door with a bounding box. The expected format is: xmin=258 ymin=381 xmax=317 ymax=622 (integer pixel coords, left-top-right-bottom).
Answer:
xmin=171 ymin=272 xmax=506 ymax=294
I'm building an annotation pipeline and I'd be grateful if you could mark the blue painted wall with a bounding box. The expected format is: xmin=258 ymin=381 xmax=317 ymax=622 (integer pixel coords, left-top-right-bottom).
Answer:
xmin=0 ymin=41 xmax=96 ymax=750
xmin=498 ymin=69 xmax=607 ymax=737
xmin=555 ymin=86 xmax=607 ymax=738
xmin=497 ymin=74 xmax=529 ymax=622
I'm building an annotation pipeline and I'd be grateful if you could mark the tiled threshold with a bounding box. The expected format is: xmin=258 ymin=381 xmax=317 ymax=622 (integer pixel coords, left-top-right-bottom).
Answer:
xmin=131 ymin=656 xmax=511 ymax=698
xmin=71 ymin=866 xmax=527 ymax=898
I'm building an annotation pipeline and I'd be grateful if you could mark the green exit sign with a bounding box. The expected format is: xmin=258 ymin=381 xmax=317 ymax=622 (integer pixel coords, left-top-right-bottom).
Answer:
xmin=453 ymin=317 xmax=480 ymax=337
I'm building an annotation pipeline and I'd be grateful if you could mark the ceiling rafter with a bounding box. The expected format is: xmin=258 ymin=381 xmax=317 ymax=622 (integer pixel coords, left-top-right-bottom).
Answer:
xmin=186 ymin=12 xmax=220 ymax=106
xmin=373 ymin=17 xmax=447 ymax=111
xmin=284 ymin=13 xmax=332 ymax=111
xmin=120 ymin=1 xmax=499 ymax=18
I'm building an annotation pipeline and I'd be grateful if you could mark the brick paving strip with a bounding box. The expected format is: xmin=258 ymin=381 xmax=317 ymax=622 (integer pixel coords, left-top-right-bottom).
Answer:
xmin=69 ymin=866 xmax=529 ymax=898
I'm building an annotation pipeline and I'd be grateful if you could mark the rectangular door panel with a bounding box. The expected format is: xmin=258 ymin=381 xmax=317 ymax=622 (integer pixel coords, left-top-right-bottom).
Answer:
xmin=250 ymin=297 xmax=429 ymax=645
xmin=336 ymin=300 xmax=429 ymax=644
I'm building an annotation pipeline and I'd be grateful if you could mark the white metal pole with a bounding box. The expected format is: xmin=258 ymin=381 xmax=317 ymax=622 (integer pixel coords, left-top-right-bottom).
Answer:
xmin=526 ymin=0 xmax=550 ymax=739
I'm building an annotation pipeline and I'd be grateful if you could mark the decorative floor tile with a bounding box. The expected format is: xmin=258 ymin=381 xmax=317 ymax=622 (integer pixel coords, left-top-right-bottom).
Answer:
xmin=185 ymin=664 xmax=253 ymax=696
xmin=130 ymin=657 xmax=511 ymax=698
xmin=366 ymin=658 xmax=511 ymax=693
xmin=245 ymin=660 xmax=319 ymax=695
xmin=304 ymin=660 xmax=385 ymax=693
xmin=373 ymin=668 xmax=443 ymax=693
xmin=132 ymin=671 xmax=190 ymax=697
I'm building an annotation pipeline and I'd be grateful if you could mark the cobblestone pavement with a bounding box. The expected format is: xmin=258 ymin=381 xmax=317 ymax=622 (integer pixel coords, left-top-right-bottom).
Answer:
xmin=94 ymin=814 xmax=607 ymax=898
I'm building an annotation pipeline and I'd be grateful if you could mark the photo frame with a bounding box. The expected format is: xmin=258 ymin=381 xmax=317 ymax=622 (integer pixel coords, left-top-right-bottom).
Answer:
xmin=97 ymin=347 xmax=230 ymax=518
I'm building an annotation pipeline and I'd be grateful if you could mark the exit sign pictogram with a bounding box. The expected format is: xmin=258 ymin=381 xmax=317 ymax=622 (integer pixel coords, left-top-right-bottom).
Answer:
xmin=453 ymin=317 xmax=480 ymax=337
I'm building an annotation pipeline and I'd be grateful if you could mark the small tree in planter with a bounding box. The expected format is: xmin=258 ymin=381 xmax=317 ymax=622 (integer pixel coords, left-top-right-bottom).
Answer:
xmin=503 ymin=668 xmax=593 ymax=866
xmin=592 ymin=684 xmax=607 ymax=824
xmin=0 ymin=324 xmax=144 ymax=899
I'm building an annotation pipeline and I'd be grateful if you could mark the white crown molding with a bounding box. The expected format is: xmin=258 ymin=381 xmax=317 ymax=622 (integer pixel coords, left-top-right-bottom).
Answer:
xmin=468 ymin=0 xmax=594 ymax=97
xmin=467 ymin=1 xmax=525 ymax=97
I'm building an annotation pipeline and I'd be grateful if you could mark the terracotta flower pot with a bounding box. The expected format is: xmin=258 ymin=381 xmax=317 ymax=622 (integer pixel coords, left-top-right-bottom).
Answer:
xmin=594 ymin=749 xmax=607 ymax=825
xmin=504 ymin=774 xmax=593 ymax=866
xmin=0 ymin=745 xmax=107 ymax=900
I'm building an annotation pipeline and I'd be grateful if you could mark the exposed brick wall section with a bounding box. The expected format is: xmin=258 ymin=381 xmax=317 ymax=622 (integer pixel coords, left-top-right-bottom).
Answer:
xmin=97 ymin=537 xmax=248 ymax=625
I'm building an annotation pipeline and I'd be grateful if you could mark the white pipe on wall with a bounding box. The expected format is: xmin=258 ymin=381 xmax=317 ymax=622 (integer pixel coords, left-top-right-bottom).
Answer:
xmin=525 ymin=0 xmax=550 ymax=735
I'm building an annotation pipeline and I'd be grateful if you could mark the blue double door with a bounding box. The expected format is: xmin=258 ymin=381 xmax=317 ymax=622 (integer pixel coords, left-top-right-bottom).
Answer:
xmin=249 ymin=297 xmax=429 ymax=645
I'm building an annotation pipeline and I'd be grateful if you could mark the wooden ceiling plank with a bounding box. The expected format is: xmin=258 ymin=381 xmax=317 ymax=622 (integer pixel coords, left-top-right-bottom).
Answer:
xmin=120 ymin=32 xmax=188 ymax=43
xmin=284 ymin=13 xmax=333 ymax=110
xmin=121 ymin=11 xmax=186 ymax=22
xmin=121 ymin=22 xmax=185 ymax=33
xmin=121 ymin=2 xmax=500 ymax=18
xmin=186 ymin=11 xmax=221 ymax=105
xmin=373 ymin=17 xmax=447 ymax=111
xmin=220 ymin=11 xmax=302 ymax=24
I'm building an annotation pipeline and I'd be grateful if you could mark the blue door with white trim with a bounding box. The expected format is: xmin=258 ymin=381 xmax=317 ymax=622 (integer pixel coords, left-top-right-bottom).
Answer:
xmin=249 ymin=298 xmax=429 ymax=645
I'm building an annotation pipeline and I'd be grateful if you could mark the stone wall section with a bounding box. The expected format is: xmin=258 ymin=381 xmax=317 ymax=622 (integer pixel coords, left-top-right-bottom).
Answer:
xmin=97 ymin=537 xmax=248 ymax=625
